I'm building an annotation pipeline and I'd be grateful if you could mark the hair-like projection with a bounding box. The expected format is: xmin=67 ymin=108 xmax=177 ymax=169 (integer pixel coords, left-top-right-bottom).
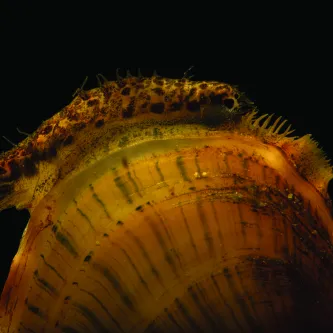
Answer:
xmin=0 ymin=72 xmax=333 ymax=332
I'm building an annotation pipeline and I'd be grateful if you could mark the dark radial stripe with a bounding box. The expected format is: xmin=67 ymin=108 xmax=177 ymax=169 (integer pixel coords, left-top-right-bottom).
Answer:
xmin=222 ymin=269 xmax=262 ymax=332
xmin=152 ymin=208 xmax=184 ymax=269
xmin=89 ymin=184 xmax=112 ymax=219
xmin=235 ymin=264 xmax=262 ymax=327
xmin=76 ymin=321 xmax=92 ymax=333
xmin=271 ymin=214 xmax=279 ymax=253
xmin=143 ymin=321 xmax=157 ymax=333
xmin=237 ymin=203 xmax=248 ymax=243
xmin=157 ymin=315 xmax=172 ymax=332
xmin=180 ymin=207 xmax=200 ymax=262
xmin=92 ymin=262 xmax=136 ymax=312
xmin=126 ymin=230 xmax=165 ymax=288
xmin=164 ymin=308 xmax=185 ymax=332
xmin=210 ymin=201 xmax=225 ymax=252
xmin=196 ymin=201 xmax=215 ymax=257
xmin=175 ymin=298 xmax=203 ymax=332
xmin=79 ymin=289 xmax=125 ymax=332
xmin=73 ymin=303 xmax=109 ymax=333
xmin=252 ymin=265 xmax=281 ymax=329
xmin=194 ymin=156 xmax=201 ymax=175
xmin=196 ymin=282 xmax=230 ymax=332
xmin=40 ymin=253 xmax=65 ymax=281
xmin=114 ymin=175 xmax=133 ymax=204
xmin=210 ymin=274 xmax=245 ymax=332
xmin=119 ymin=246 xmax=153 ymax=295
xmin=147 ymin=218 xmax=180 ymax=278
xmin=25 ymin=301 xmax=45 ymax=319
xmin=55 ymin=230 xmax=79 ymax=257
xmin=282 ymin=217 xmax=290 ymax=257
xmin=155 ymin=160 xmax=165 ymax=182
xmin=61 ymin=327 xmax=81 ymax=333
xmin=20 ymin=323 xmax=37 ymax=333
xmin=188 ymin=285 xmax=217 ymax=331
xmin=127 ymin=171 xmax=143 ymax=197
xmin=33 ymin=269 xmax=58 ymax=297
xmin=85 ymin=275 xmax=130 ymax=321
xmin=223 ymin=152 xmax=231 ymax=172
xmin=241 ymin=155 xmax=249 ymax=177
xmin=74 ymin=199 xmax=96 ymax=231
xmin=176 ymin=156 xmax=191 ymax=182
xmin=47 ymin=240 xmax=73 ymax=268
xmin=132 ymin=169 xmax=144 ymax=191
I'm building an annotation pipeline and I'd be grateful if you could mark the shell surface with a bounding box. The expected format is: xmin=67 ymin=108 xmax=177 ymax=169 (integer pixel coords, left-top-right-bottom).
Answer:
xmin=0 ymin=75 xmax=333 ymax=332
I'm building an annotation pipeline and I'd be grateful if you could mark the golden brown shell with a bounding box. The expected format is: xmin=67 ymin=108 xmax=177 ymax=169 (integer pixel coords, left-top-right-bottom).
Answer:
xmin=1 ymin=75 xmax=333 ymax=332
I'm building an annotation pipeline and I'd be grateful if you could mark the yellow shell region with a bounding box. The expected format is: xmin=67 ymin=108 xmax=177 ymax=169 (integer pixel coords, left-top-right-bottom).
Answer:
xmin=0 ymin=76 xmax=333 ymax=332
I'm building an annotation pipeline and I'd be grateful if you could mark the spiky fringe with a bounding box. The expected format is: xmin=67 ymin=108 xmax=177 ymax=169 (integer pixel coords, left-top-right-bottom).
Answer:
xmin=238 ymin=110 xmax=333 ymax=197
xmin=239 ymin=110 xmax=296 ymax=142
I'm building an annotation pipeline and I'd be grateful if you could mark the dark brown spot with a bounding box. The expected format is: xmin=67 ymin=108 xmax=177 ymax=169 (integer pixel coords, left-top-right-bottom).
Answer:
xmin=174 ymin=82 xmax=182 ymax=87
xmin=169 ymin=90 xmax=177 ymax=98
xmin=215 ymin=85 xmax=225 ymax=91
xmin=0 ymin=183 xmax=13 ymax=199
xmin=31 ymin=150 xmax=43 ymax=163
xmin=95 ymin=119 xmax=105 ymax=128
xmin=52 ymin=137 xmax=64 ymax=149
xmin=116 ymin=80 xmax=126 ymax=88
xmin=152 ymin=88 xmax=164 ymax=96
xmin=199 ymin=94 xmax=209 ymax=104
xmin=87 ymin=99 xmax=99 ymax=107
xmin=135 ymin=205 xmax=144 ymax=211
xmin=67 ymin=112 xmax=79 ymax=121
xmin=121 ymin=87 xmax=131 ymax=96
xmin=200 ymin=83 xmax=208 ymax=89
xmin=178 ymin=93 xmax=184 ymax=103
xmin=189 ymin=88 xmax=197 ymax=96
xmin=141 ymin=102 xmax=149 ymax=108
xmin=223 ymin=98 xmax=235 ymax=109
xmin=150 ymin=103 xmax=165 ymax=114
xmin=117 ymin=221 xmax=124 ymax=225
xmin=210 ymin=93 xmax=228 ymax=104
xmin=100 ymin=106 xmax=108 ymax=115
xmin=63 ymin=135 xmax=74 ymax=146
xmin=153 ymin=78 xmax=164 ymax=86
xmin=84 ymin=254 xmax=92 ymax=262
xmin=73 ymin=122 xmax=86 ymax=131
xmin=122 ymin=97 xmax=135 ymax=118
xmin=170 ymin=102 xmax=183 ymax=111
xmin=122 ymin=157 xmax=129 ymax=169
xmin=187 ymin=101 xmax=200 ymax=112
xmin=164 ymin=95 xmax=172 ymax=102
xmin=26 ymin=142 xmax=34 ymax=154
xmin=0 ymin=166 xmax=6 ymax=175
xmin=46 ymin=146 xmax=57 ymax=158
xmin=42 ymin=125 xmax=53 ymax=135
xmin=8 ymin=160 xmax=21 ymax=180
xmin=102 ymin=86 xmax=112 ymax=103
xmin=22 ymin=157 xmax=37 ymax=177
xmin=79 ymin=91 xmax=89 ymax=100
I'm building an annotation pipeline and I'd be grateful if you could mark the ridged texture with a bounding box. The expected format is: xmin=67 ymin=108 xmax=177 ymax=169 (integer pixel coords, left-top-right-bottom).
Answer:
xmin=1 ymin=132 xmax=333 ymax=332
xmin=1 ymin=75 xmax=333 ymax=332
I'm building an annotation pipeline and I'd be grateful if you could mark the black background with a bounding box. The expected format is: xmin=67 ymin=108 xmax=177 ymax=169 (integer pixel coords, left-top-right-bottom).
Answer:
xmin=0 ymin=3 xmax=331 ymax=298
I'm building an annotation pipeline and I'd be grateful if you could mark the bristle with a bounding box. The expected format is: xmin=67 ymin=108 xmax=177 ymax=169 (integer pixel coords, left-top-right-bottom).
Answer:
xmin=116 ymin=68 xmax=123 ymax=81
xmin=238 ymin=110 xmax=333 ymax=197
